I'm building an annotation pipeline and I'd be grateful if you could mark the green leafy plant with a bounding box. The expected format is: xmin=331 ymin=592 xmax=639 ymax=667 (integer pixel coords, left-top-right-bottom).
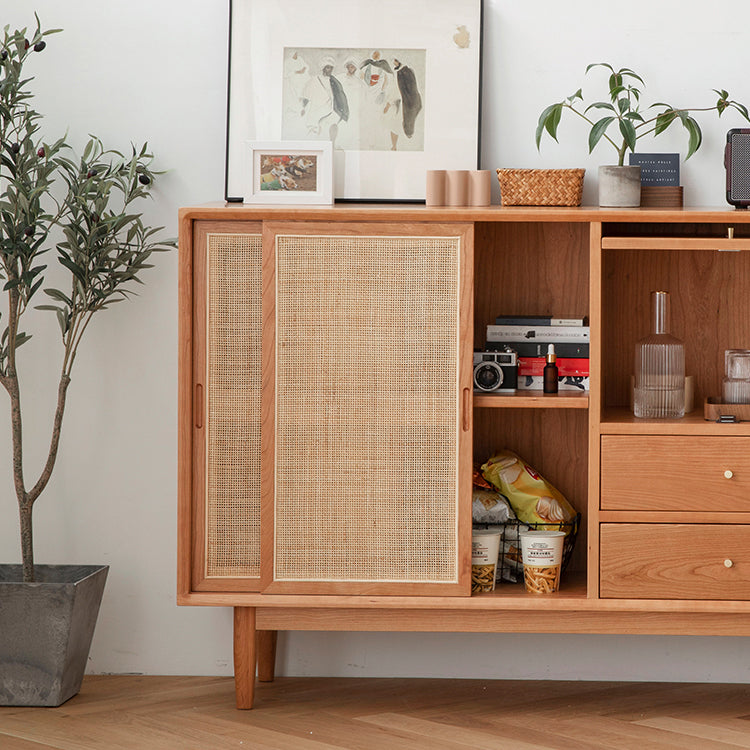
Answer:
xmin=0 ymin=17 xmax=174 ymax=582
xmin=536 ymin=63 xmax=750 ymax=166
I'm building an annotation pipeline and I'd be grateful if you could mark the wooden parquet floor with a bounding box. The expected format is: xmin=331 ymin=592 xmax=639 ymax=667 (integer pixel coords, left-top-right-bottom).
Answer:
xmin=1 ymin=676 xmax=750 ymax=749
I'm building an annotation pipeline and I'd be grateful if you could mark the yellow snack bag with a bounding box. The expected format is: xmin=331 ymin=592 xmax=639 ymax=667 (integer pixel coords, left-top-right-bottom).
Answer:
xmin=481 ymin=450 xmax=576 ymax=528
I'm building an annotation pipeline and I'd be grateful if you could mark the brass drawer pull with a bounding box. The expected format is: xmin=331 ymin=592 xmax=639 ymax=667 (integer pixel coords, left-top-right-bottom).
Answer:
xmin=724 ymin=469 xmax=734 ymax=479
xmin=724 ymin=559 xmax=734 ymax=568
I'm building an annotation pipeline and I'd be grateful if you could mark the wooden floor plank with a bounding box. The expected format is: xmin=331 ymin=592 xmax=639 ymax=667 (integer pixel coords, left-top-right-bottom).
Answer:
xmin=2 ymin=676 xmax=750 ymax=750
xmin=358 ymin=713 xmax=554 ymax=749
xmin=635 ymin=716 xmax=750 ymax=747
xmin=0 ymin=737 xmax=58 ymax=750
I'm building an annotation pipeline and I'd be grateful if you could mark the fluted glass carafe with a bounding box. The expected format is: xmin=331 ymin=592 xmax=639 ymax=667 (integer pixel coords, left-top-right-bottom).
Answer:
xmin=633 ymin=291 xmax=685 ymax=418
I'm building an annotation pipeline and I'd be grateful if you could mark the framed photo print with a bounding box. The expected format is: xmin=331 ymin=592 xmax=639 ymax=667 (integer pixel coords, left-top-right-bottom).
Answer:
xmin=225 ymin=0 xmax=483 ymax=202
xmin=243 ymin=141 xmax=333 ymax=204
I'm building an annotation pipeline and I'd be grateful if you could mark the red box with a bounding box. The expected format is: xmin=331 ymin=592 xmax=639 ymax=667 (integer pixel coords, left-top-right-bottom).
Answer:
xmin=518 ymin=357 xmax=590 ymax=377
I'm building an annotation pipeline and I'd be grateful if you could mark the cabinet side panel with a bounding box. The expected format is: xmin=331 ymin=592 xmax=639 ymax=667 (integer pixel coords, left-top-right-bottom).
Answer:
xmin=205 ymin=232 xmax=263 ymax=579
xmin=274 ymin=234 xmax=461 ymax=586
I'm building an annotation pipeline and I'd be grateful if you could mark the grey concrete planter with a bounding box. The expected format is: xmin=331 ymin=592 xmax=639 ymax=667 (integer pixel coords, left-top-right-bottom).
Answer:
xmin=0 ymin=564 xmax=108 ymax=706
xmin=598 ymin=165 xmax=642 ymax=207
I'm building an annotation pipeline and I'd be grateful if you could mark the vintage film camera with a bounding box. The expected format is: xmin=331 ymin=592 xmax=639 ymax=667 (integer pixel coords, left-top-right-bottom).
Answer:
xmin=473 ymin=348 xmax=518 ymax=393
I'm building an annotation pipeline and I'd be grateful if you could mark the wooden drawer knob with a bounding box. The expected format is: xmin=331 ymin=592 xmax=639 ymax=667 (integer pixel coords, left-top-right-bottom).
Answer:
xmin=724 ymin=559 xmax=734 ymax=568
xmin=724 ymin=469 xmax=734 ymax=479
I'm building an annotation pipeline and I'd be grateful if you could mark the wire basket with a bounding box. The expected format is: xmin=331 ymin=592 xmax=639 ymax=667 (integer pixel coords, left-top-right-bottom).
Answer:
xmin=496 ymin=168 xmax=585 ymax=206
xmin=475 ymin=513 xmax=580 ymax=585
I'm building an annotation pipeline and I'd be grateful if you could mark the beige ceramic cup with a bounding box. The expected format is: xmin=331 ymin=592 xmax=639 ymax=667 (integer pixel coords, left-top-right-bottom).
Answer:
xmin=468 ymin=170 xmax=492 ymax=206
xmin=425 ymin=170 xmax=447 ymax=206
xmin=446 ymin=170 xmax=469 ymax=206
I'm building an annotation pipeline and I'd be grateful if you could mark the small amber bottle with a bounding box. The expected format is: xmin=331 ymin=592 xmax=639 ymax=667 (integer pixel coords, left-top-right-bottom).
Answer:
xmin=543 ymin=344 xmax=559 ymax=394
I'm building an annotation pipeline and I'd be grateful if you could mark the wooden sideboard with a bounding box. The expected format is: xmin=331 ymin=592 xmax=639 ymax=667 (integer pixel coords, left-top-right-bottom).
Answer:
xmin=178 ymin=203 xmax=750 ymax=708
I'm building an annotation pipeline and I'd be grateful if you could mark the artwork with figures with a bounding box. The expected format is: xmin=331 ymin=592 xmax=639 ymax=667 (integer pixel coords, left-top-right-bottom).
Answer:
xmin=281 ymin=47 xmax=425 ymax=153
xmin=258 ymin=152 xmax=318 ymax=191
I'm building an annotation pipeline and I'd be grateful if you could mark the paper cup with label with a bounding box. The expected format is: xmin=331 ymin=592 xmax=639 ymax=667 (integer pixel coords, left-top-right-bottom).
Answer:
xmin=471 ymin=529 xmax=501 ymax=593
xmin=520 ymin=530 xmax=565 ymax=594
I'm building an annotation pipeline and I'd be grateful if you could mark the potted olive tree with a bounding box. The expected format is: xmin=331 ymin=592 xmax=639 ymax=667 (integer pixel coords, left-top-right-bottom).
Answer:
xmin=0 ymin=18 xmax=173 ymax=706
xmin=536 ymin=63 xmax=750 ymax=206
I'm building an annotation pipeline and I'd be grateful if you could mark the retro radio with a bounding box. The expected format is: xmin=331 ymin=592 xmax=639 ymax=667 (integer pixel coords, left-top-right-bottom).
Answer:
xmin=725 ymin=128 xmax=750 ymax=208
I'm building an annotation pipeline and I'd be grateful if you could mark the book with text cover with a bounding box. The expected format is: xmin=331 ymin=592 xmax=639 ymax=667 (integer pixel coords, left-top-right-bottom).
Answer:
xmin=487 ymin=324 xmax=590 ymax=343
xmin=494 ymin=315 xmax=587 ymax=327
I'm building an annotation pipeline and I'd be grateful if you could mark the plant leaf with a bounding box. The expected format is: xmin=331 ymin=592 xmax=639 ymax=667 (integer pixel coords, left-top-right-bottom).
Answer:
xmin=683 ymin=117 xmax=702 ymax=159
xmin=619 ymin=118 xmax=638 ymax=153
xmin=584 ymin=101 xmax=616 ymax=114
xmin=535 ymin=103 xmax=563 ymax=148
xmin=654 ymin=110 xmax=677 ymax=136
xmin=589 ymin=116 xmax=615 ymax=152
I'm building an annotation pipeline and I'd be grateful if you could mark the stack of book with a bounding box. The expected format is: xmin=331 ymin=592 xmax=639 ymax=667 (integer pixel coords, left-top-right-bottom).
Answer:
xmin=486 ymin=315 xmax=590 ymax=391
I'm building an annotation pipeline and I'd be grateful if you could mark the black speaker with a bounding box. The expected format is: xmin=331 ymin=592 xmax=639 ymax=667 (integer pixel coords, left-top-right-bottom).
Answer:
xmin=725 ymin=128 xmax=750 ymax=208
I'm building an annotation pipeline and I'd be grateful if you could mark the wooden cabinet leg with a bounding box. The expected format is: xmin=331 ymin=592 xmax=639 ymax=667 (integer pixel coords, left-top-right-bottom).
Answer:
xmin=233 ymin=607 xmax=257 ymax=709
xmin=256 ymin=630 xmax=278 ymax=682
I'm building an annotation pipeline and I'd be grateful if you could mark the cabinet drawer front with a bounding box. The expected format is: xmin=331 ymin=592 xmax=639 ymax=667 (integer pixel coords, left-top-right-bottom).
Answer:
xmin=600 ymin=523 xmax=750 ymax=599
xmin=601 ymin=435 xmax=750 ymax=512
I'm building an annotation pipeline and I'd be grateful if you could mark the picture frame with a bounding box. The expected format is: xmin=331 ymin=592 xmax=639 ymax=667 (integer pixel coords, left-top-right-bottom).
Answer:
xmin=242 ymin=140 xmax=333 ymax=204
xmin=225 ymin=0 xmax=483 ymax=203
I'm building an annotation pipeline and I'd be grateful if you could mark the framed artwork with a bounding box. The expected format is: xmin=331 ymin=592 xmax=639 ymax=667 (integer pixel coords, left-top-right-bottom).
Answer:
xmin=242 ymin=141 xmax=333 ymax=204
xmin=225 ymin=0 xmax=483 ymax=202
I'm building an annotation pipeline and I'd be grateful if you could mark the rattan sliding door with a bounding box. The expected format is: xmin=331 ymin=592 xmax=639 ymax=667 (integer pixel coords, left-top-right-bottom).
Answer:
xmin=190 ymin=221 xmax=264 ymax=591
xmin=262 ymin=222 xmax=473 ymax=596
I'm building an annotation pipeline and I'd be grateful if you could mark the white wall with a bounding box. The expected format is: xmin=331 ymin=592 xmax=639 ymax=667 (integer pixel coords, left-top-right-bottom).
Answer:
xmin=2 ymin=0 xmax=750 ymax=683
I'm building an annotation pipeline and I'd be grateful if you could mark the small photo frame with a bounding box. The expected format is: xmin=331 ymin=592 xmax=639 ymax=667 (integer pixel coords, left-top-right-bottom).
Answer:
xmin=243 ymin=141 xmax=333 ymax=204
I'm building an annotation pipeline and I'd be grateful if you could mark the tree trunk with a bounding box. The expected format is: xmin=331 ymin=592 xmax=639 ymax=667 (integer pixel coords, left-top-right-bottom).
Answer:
xmin=19 ymin=501 xmax=33 ymax=582
xmin=2 ymin=365 xmax=71 ymax=584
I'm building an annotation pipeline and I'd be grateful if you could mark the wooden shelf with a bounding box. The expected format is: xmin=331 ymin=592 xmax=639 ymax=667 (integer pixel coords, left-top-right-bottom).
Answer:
xmin=474 ymin=390 xmax=588 ymax=409
xmin=475 ymin=570 xmax=588 ymax=601
xmin=600 ymin=407 xmax=750 ymax=435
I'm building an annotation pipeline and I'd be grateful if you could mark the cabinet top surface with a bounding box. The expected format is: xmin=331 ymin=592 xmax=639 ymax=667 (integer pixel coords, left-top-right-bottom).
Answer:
xmin=179 ymin=202 xmax=750 ymax=224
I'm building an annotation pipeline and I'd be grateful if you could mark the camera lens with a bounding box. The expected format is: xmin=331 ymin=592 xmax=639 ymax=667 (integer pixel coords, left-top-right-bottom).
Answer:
xmin=474 ymin=362 xmax=503 ymax=391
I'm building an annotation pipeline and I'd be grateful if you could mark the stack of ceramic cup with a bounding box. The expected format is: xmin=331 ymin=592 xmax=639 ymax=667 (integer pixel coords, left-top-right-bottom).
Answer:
xmin=425 ymin=170 xmax=492 ymax=207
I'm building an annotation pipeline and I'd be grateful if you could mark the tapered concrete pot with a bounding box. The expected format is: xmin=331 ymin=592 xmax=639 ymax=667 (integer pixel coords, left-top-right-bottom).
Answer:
xmin=0 ymin=564 xmax=108 ymax=706
xmin=598 ymin=165 xmax=641 ymax=207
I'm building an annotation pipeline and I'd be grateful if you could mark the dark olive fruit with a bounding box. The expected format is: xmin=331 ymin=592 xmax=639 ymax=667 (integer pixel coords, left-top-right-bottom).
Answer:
xmin=23 ymin=39 xmax=29 ymax=50
xmin=24 ymin=226 xmax=34 ymax=238
xmin=10 ymin=143 xmax=20 ymax=154
xmin=37 ymin=147 xmax=45 ymax=158
xmin=33 ymin=41 xmax=46 ymax=52
xmin=138 ymin=174 xmax=151 ymax=185
xmin=0 ymin=50 xmax=7 ymax=61
xmin=87 ymin=168 xmax=97 ymax=178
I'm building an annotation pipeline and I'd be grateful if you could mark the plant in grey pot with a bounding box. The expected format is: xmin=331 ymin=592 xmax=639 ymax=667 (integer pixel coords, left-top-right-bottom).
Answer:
xmin=0 ymin=17 xmax=173 ymax=706
xmin=536 ymin=63 xmax=750 ymax=206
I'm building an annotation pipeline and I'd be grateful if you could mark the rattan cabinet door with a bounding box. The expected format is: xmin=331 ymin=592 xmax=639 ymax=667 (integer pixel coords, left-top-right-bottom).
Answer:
xmin=262 ymin=222 xmax=473 ymax=596
xmin=189 ymin=222 xmax=264 ymax=592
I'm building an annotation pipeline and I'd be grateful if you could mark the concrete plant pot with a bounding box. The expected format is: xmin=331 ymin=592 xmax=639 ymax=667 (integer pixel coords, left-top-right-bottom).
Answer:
xmin=598 ymin=165 xmax=642 ymax=207
xmin=0 ymin=564 xmax=108 ymax=706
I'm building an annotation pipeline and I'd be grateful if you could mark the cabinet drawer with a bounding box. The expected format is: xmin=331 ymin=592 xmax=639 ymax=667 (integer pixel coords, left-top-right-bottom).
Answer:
xmin=600 ymin=523 xmax=750 ymax=599
xmin=600 ymin=436 xmax=750 ymax=512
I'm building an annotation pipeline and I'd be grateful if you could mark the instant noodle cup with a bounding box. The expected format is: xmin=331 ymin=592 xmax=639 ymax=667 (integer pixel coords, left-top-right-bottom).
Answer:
xmin=520 ymin=530 xmax=565 ymax=594
xmin=471 ymin=529 xmax=501 ymax=593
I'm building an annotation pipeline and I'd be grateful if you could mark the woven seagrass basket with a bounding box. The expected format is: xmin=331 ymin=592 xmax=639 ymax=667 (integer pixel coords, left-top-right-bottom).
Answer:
xmin=497 ymin=168 xmax=585 ymax=206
